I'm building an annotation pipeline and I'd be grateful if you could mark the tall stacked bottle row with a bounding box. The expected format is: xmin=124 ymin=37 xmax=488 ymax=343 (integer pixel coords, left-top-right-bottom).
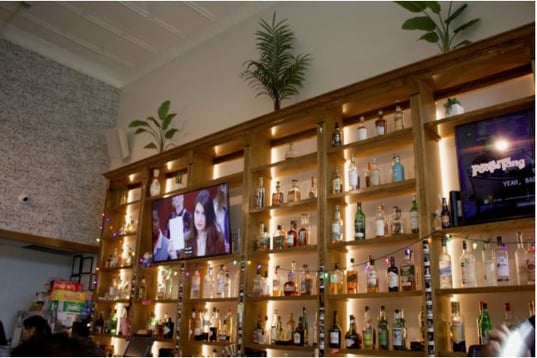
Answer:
xmin=93 ymin=24 xmax=534 ymax=357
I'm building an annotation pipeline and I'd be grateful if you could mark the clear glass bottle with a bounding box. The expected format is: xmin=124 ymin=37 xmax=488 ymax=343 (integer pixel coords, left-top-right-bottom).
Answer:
xmin=400 ymin=248 xmax=416 ymax=291
xmin=354 ymin=201 xmax=366 ymax=240
xmin=297 ymin=213 xmax=309 ymax=246
xmin=482 ymin=239 xmax=497 ymax=286
xmin=450 ymin=301 xmax=466 ymax=352
xmin=362 ymin=306 xmax=374 ymax=349
xmin=285 ymin=142 xmax=297 ymax=159
xmin=503 ymin=302 xmax=515 ymax=329
xmin=391 ymin=153 xmax=405 ymax=182
xmin=495 ymin=236 xmax=510 ymax=284
xmin=329 ymin=310 xmax=342 ymax=348
xmin=392 ymin=309 xmax=405 ymax=350
xmin=287 ymin=179 xmax=301 ymax=202
xmin=365 ymin=161 xmax=372 ymax=187
xmin=283 ymin=260 xmax=298 ymax=296
xmin=215 ymin=264 xmax=226 ymax=298
xmin=256 ymin=177 xmax=265 ymax=209
xmin=348 ymin=154 xmax=359 ymax=190
xmin=439 ymin=235 xmax=453 ymax=289
xmin=346 ymin=257 xmax=358 ymax=294
xmin=253 ymin=268 xmax=264 ymax=297
xmin=527 ymin=242 xmax=536 ymax=283
xmin=256 ymin=222 xmax=267 ymax=251
xmin=253 ymin=315 xmax=264 ymax=344
xmin=272 ymin=224 xmax=285 ymax=250
xmin=137 ymin=276 xmax=147 ymax=300
xmin=409 ymin=195 xmax=419 ymax=233
xmin=394 ymin=105 xmax=405 ymax=131
xmin=378 ymin=305 xmax=389 ymax=350
xmin=191 ymin=264 xmax=201 ymax=299
xmin=366 ymin=255 xmax=378 ymax=293
xmin=332 ymin=167 xmax=343 ymax=194
xmin=309 ymin=176 xmax=318 ymax=198
xmin=331 ymin=205 xmax=343 ymax=243
xmin=150 ymin=168 xmax=161 ymax=196
xmin=441 ymin=197 xmax=451 ymax=228
xmin=391 ymin=206 xmax=403 ymax=235
xmin=301 ymin=264 xmax=313 ymax=295
xmin=375 ymin=205 xmax=386 ymax=237
xmin=271 ymin=181 xmax=284 ymax=206
xmin=203 ymin=265 xmax=215 ymax=298
xmin=459 ymin=240 xmax=476 ymax=288
xmin=286 ymin=220 xmax=297 ymax=248
xmin=332 ymin=122 xmax=343 ymax=147
xmin=375 ymin=110 xmax=387 ymax=136
xmin=271 ymin=309 xmax=280 ymax=343
xmin=357 ymin=116 xmax=368 ymax=140
xmin=387 ymin=256 xmax=399 ymax=292
xmin=515 ymin=232 xmax=528 ymax=285
xmin=329 ymin=263 xmax=345 ymax=294
xmin=369 ymin=159 xmax=381 ymax=186
xmin=345 ymin=314 xmax=360 ymax=349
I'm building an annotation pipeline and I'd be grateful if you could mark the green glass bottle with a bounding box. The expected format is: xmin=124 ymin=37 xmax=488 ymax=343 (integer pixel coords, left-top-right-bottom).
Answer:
xmin=478 ymin=301 xmax=492 ymax=345
xmin=377 ymin=305 xmax=389 ymax=350
xmin=354 ymin=202 xmax=366 ymax=240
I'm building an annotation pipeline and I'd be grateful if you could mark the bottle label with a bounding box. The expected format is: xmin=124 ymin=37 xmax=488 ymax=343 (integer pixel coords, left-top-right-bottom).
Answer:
xmin=349 ymin=170 xmax=358 ymax=189
xmin=333 ymin=178 xmax=341 ymax=193
xmin=388 ymin=271 xmax=399 ymax=289
xmin=496 ymin=256 xmax=510 ymax=281
xmin=293 ymin=331 xmax=301 ymax=344
xmin=392 ymin=164 xmax=404 ymax=182
xmin=375 ymin=219 xmax=385 ymax=236
xmin=400 ymin=264 xmax=415 ymax=290
xmin=460 ymin=259 xmax=476 ymax=287
xmin=363 ymin=330 xmax=373 ymax=348
xmin=367 ymin=271 xmax=377 ymax=287
xmin=393 ymin=327 xmax=403 ymax=346
xmin=439 ymin=260 xmax=452 ymax=289
xmin=329 ymin=331 xmax=340 ymax=345
xmin=451 ymin=320 xmax=465 ymax=343
xmin=378 ymin=328 xmax=388 ymax=348
xmin=358 ymin=127 xmax=367 ymax=140
xmin=354 ymin=218 xmax=365 ymax=239
xmin=410 ymin=211 xmax=418 ymax=231
xmin=370 ymin=171 xmax=380 ymax=186
xmin=332 ymin=223 xmax=341 ymax=240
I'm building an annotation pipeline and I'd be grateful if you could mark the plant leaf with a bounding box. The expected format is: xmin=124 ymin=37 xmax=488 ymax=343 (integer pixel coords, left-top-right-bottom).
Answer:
xmin=454 ymin=39 xmax=472 ymax=48
xmin=395 ymin=1 xmax=427 ymax=12
xmin=146 ymin=116 xmax=160 ymax=129
xmin=162 ymin=113 xmax=177 ymax=130
xmin=419 ymin=31 xmax=439 ymax=43
xmin=425 ymin=1 xmax=441 ymax=13
xmin=158 ymin=100 xmax=170 ymax=120
xmin=144 ymin=143 xmax=157 ymax=150
xmin=454 ymin=18 xmax=480 ymax=34
xmin=402 ymin=16 xmax=436 ymax=31
xmin=445 ymin=3 xmax=468 ymax=25
xmin=129 ymin=120 xmax=150 ymax=128
xmin=165 ymin=128 xmax=179 ymax=139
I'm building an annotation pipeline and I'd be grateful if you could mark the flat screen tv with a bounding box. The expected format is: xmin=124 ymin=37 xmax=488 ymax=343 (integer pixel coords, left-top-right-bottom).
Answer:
xmin=151 ymin=183 xmax=231 ymax=262
xmin=454 ymin=108 xmax=535 ymax=225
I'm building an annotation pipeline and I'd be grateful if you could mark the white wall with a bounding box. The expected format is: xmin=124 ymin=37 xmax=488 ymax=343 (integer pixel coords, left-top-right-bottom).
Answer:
xmin=117 ymin=1 xmax=534 ymax=167
xmin=0 ymin=244 xmax=73 ymax=343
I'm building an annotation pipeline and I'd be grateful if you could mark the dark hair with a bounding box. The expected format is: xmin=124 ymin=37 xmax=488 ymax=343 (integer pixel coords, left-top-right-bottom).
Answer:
xmin=191 ymin=190 xmax=218 ymax=238
xmin=23 ymin=315 xmax=51 ymax=337
xmin=11 ymin=332 xmax=104 ymax=356
xmin=0 ymin=320 xmax=7 ymax=346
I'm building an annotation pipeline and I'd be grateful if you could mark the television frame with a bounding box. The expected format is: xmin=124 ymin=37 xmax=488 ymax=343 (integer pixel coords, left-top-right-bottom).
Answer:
xmin=151 ymin=182 xmax=232 ymax=263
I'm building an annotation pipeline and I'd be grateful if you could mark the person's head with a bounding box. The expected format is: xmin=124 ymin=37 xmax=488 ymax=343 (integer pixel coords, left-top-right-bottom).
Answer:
xmin=192 ymin=190 xmax=216 ymax=235
xmin=11 ymin=332 xmax=104 ymax=356
xmin=22 ymin=315 xmax=51 ymax=341
xmin=172 ymin=194 xmax=185 ymax=212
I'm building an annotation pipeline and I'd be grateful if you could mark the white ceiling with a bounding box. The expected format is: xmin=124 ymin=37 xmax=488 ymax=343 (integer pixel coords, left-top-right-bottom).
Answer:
xmin=0 ymin=1 xmax=274 ymax=88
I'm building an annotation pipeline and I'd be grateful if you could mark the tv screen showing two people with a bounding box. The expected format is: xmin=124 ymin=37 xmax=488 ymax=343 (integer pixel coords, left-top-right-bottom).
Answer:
xmin=152 ymin=183 xmax=231 ymax=262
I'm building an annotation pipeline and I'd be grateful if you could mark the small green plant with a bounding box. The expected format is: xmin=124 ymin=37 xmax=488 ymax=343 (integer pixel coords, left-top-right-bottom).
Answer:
xmin=129 ymin=100 xmax=179 ymax=153
xmin=241 ymin=12 xmax=312 ymax=111
xmin=444 ymin=97 xmax=461 ymax=110
xmin=395 ymin=1 xmax=480 ymax=53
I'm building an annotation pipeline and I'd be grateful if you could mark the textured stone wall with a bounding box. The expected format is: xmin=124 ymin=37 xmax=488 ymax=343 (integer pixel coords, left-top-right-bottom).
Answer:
xmin=0 ymin=40 xmax=120 ymax=245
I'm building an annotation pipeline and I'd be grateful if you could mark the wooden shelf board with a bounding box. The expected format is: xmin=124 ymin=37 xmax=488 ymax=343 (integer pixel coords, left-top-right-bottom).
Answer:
xmin=436 ymin=284 xmax=535 ymax=296
xmin=328 ymin=178 xmax=417 ymax=202
xmin=250 ymin=197 xmax=318 ymax=215
xmin=246 ymin=294 xmax=318 ymax=302
xmin=248 ymin=244 xmax=319 ymax=258
xmin=185 ymin=297 xmax=239 ymax=303
xmin=244 ymin=342 xmax=316 ymax=351
xmin=337 ymin=348 xmax=425 ymax=356
xmin=431 ymin=217 xmax=535 ymax=237
xmin=330 ymin=128 xmax=415 ymax=158
xmin=251 ymin=152 xmax=317 ymax=177
xmin=328 ymin=290 xmax=423 ymax=300
xmin=329 ymin=233 xmax=420 ymax=250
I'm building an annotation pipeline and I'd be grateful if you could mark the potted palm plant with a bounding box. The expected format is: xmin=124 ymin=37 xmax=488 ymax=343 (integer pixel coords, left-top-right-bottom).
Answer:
xmin=129 ymin=100 xmax=179 ymax=153
xmin=241 ymin=12 xmax=312 ymax=111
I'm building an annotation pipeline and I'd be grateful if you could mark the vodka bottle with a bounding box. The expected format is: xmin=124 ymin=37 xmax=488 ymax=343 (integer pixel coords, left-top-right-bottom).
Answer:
xmin=400 ymin=248 xmax=416 ymax=291
xmin=253 ymin=315 xmax=264 ymax=344
xmin=362 ymin=306 xmax=374 ymax=349
xmin=394 ymin=105 xmax=405 ymax=131
xmin=271 ymin=309 xmax=281 ymax=343
xmin=495 ymin=236 xmax=510 ymax=284
xmin=391 ymin=153 xmax=405 ymax=182
xmin=387 ymin=256 xmax=399 ymax=292
xmin=332 ymin=122 xmax=342 ymax=148
xmin=346 ymin=258 xmax=358 ymax=294
xmin=203 ymin=265 xmax=215 ymax=298
xmin=215 ymin=265 xmax=226 ymax=298
xmin=366 ymin=255 xmax=378 ymax=293
xmin=357 ymin=116 xmax=368 ymax=140
xmin=369 ymin=159 xmax=381 ymax=186
xmin=515 ymin=232 xmax=528 ymax=285
xmin=191 ymin=264 xmax=201 ymax=299
xmin=409 ymin=195 xmax=419 ymax=233
xmin=375 ymin=205 xmax=386 ymax=237
xmin=301 ymin=264 xmax=313 ymax=295
xmin=224 ymin=270 xmax=232 ymax=297
xmin=256 ymin=177 xmax=265 ymax=209
xmin=375 ymin=110 xmax=387 ymax=136
xmin=348 ymin=154 xmax=359 ymax=190
xmin=439 ymin=236 xmax=453 ymax=289
xmin=331 ymin=205 xmax=343 ymax=243
xmin=450 ymin=301 xmax=466 ymax=352
xmin=256 ymin=222 xmax=268 ymax=252
xmin=482 ymin=239 xmax=497 ymax=286
xmin=377 ymin=305 xmax=389 ymax=350
xmin=503 ymin=302 xmax=515 ymax=329
xmin=354 ymin=201 xmax=366 ymax=240
xmin=137 ymin=276 xmax=147 ymax=300
xmin=459 ymin=240 xmax=476 ymax=288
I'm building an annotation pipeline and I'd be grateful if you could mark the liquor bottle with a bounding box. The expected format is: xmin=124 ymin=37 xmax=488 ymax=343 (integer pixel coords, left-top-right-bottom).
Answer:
xmin=209 ymin=308 xmax=219 ymax=342
xmin=439 ymin=236 xmax=453 ymax=289
xmin=202 ymin=308 xmax=211 ymax=341
xmin=254 ymin=268 xmax=267 ymax=296
xmin=329 ymin=263 xmax=345 ymax=294
xmin=348 ymin=154 xmax=359 ymax=190
xmin=301 ymin=264 xmax=313 ymax=295
xmin=270 ymin=310 xmax=281 ymax=343
xmin=528 ymin=242 xmax=536 ymax=283
xmin=366 ymin=255 xmax=379 ymax=293
xmin=301 ymin=306 xmax=309 ymax=346
xmin=164 ymin=314 xmax=174 ymax=339
xmin=293 ymin=317 xmax=305 ymax=346
xmin=149 ymin=168 xmax=161 ymax=196
xmin=283 ymin=260 xmax=298 ymax=296
xmin=387 ymin=256 xmax=399 ymax=292
xmin=94 ymin=312 xmax=105 ymax=335
xmin=264 ymin=315 xmax=271 ymax=344
xmin=307 ymin=176 xmax=318 ymax=199
xmin=194 ymin=309 xmax=204 ymax=341
xmin=400 ymin=248 xmax=416 ymax=291
xmin=515 ymin=232 xmax=528 ymax=285
xmin=225 ymin=308 xmax=234 ymax=342
xmin=263 ymin=270 xmax=271 ymax=296
xmin=272 ymin=265 xmax=282 ymax=296
xmin=272 ymin=224 xmax=285 ymax=250
xmin=357 ymin=116 xmax=368 ymax=140
xmin=394 ymin=105 xmax=405 ymax=131
xmin=271 ymin=181 xmax=284 ymax=206
xmin=191 ymin=264 xmax=201 ymax=299
xmin=503 ymin=302 xmax=515 ymax=329
xmin=392 ymin=309 xmax=405 ymax=350
xmin=297 ymin=213 xmax=309 ymax=246
xmin=331 ymin=205 xmax=343 ymax=243
xmin=409 ymin=195 xmax=419 ymax=233
xmin=450 ymin=301 xmax=466 ymax=352
xmin=285 ymin=142 xmax=297 ymax=159
xmin=377 ymin=306 xmax=389 ymax=350
xmin=477 ymin=301 xmax=492 ymax=345
xmin=109 ymin=309 xmax=118 ymax=335
xmin=332 ymin=167 xmax=343 ymax=194
xmin=253 ymin=315 xmax=264 ymax=344
xmin=189 ymin=308 xmax=196 ymax=340
xmin=312 ymin=311 xmax=319 ymax=346
xmin=495 ymin=236 xmax=510 ymax=285
xmin=329 ymin=310 xmax=342 ymax=348
xmin=362 ymin=306 xmax=374 ymax=349
xmin=482 ymin=239 xmax=497 ymax=286
xmin=391 ymin=153 xmax=405 ymax=182
xmin=369 ymin=159 xmax=381 ymax=186
xmin=391 ymin=206 xmax=403 ymax=235
xmin=287 ymin=179 xmax=301 ymax=202
xmin=347 ymin=258 xmax=358 ymax=294
xmin=332 ymin=122 xmax=342 ymax=148
xmin=375 ymin=110 xmax=387 ymax=136
xmin=365 ymin=161 xmax=372 ymax=187
xmin=215 ymin=264 xmax=226 ymax=297
xmin=286 ymin=220 xmax=297 ymax=248
xmin=203 ymin=265 xmax=215 ymax=298
xmin=224 ymin=271 xmax=232 ymax=297
xmin=375 ymin=205 xmax=386 ymax=237
xmin=137 ymin=276 xmax=147 ymax=300
xmin=459 ymin=240 xmax=476 ymax=288
xmin=354 ymin=202 xmax=366 ymax=240
xmin=256 ymin=222 xmax=267 ymax=251
xmin=441 ymin=197 xmax=451 ymax=229
xmin=256 ymin=177 xmax=265 ymax=209
xmin=345 ymin=314 xmax=360 ymax=349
